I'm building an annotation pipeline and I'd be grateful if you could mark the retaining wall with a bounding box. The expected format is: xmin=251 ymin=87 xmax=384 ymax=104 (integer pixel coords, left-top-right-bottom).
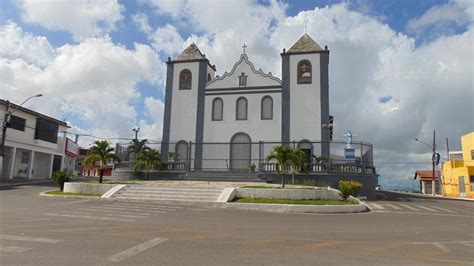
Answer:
xmin=63 ymin=182 xmax=117 ymax=195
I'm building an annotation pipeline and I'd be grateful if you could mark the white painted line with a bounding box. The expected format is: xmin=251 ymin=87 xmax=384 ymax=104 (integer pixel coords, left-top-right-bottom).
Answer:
xmin=458 ymin=242 xmax=474 ymax=247
xmin=101 ymin=185 xmax=127 ymax=199
xmin=108 ymin=237 xmax=167 ymax=262
xmin=374 ymin=211 xmax=472 ymax=218
xmin=0 ymin=234 xmax=61 ymax=244
xmin=398 ymin=197 xmax=409 ymax=202
xmin=384 ymin=204 xmax=402 ymax=210
xmin=88 ymin=206 xmax=168 ymax=214
xmin=398 ymin=204 xmax=420 ymax=211
xmin=66 ymin=211 xmax=149 ymax=219
xmin=368 ymin=203 xmax=384 ymax=210
xmin=44 ymin=213 xmax=135 ymax=222
xmin=433 ymin=243 xmax=449 ymax=252
xmin=414 ymin=205 xmax=438 ymax=212
xmin=428 ymin=206 xmax=457 ymax=213
xmin=0 ymin=245 xmax=32 ymax=253
xmin=78 ymin=208 xmax=152 ymax=216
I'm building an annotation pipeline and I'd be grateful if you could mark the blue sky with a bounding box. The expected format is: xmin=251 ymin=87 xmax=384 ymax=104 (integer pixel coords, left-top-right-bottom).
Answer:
xmin=0 ymin=0 xmax=472 ymax=189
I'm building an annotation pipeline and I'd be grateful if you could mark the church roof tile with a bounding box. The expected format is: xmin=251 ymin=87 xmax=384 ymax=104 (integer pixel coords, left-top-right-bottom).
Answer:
xmin=177 ymin=43 xmax=205 ymax=60
xmin=287 ymin=33 xmax=324 ymax=53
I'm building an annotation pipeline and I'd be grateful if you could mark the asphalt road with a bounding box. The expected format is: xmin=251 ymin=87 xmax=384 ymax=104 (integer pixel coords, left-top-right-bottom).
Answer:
xmin=0 ymin=182 xmax=473 ymax=265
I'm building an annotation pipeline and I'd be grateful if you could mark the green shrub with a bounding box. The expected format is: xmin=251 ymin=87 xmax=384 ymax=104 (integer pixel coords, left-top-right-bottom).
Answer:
xmin=338 ymin=180 xmax=353 ymax=201
xmin=52 ymin=171 xmax=72 ymax=191
xmin=338 ymin=180 xmax=364 ymax=200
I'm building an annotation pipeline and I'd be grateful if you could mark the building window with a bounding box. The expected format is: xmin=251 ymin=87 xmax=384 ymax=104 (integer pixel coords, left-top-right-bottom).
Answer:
xmin=34 ymin=118 xmax=59 ymax=144
xmin=470 ymin=176 xmax=474 ymax=192
xmin=261 ymin=96 xmax=273 ymax=120
xmin=297 ymin=60 xmax=312 ymax=84
xmin=179 ymin=69 xmax=192 ymax=90
xmin=236 ymin=97 xmax=247 ymax=120
xmin=7 ymin=115 xmax=26 ymax=131
xmin=471 ymin=150 xmax=474 ymax=160
xmin=238 ymin=72 xmax=247 ymax=87
xmin=212 ymin=98 xmax=223 ymax=121
xmin=20 ymin=151 xmax=29 ymax=164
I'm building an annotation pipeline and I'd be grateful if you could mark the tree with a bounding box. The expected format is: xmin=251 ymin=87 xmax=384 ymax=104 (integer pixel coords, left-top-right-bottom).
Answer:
xmin=266 ymin=145 xmax=294 ymax=188
xmin=127 ymin=139 xmax=149 ymax=161
xmin=133 ymin=149 xmax=161 ymax=180
xmin=289 ymin=148 xmax=308 ymax=185
xmin=83 ymin=140 xmax=120 ymax=183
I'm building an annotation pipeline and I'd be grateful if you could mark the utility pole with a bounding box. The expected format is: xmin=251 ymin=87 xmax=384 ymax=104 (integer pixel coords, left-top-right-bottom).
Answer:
xmin=432 ymin=130 xmax=436 ymax=196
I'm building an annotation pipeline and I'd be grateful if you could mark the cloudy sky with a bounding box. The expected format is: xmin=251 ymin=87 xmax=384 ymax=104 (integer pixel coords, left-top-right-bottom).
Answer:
xmin=0 ymin=0 xmax=472 ymax=189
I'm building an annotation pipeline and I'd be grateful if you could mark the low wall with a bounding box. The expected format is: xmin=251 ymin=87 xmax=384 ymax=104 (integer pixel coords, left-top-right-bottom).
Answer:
xmin=111 ymin=169 xmax=182 ymax=181
xmin=262 ymin=173 xmax=376 ymax=200
xmin=63 ymin=182 xmax=117 ymax=195
xmin=234 ymin=187 xmax=342 ymax=200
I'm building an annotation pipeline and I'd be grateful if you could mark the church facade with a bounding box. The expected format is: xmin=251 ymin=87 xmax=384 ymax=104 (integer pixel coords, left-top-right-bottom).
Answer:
xmin=161 ymin=34 xmax=330 ymax=170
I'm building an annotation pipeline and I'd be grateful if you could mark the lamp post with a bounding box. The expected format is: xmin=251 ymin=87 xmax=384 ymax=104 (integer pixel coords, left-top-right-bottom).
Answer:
xmin=1 ymin=94 xmax=43 ymax=177
xmin=414 ymin=130 xmax=436 ymax=197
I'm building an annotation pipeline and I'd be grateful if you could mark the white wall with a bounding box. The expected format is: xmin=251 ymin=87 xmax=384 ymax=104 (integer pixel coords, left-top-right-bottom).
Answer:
xmin=206 ymin=54 xmax=281 ymax=89
xmin=289 ymin=53 xmax=322 ymax=144
xmin=169 ymin=62 xmax=200 ymax=143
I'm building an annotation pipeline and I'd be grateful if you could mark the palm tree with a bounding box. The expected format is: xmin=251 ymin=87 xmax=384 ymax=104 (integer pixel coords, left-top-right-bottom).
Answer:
xmin=266 ymin=145 xmax=294 ymax=188
xmin=127 ymin=139 xmax=149 ymax=161
xmin=83 ymin=140 xmax=120 ymax=183
xmin=289 ymin=148 xmax=308 ymax=185
xmin=133 ymin=149 xmax=161 ymax=180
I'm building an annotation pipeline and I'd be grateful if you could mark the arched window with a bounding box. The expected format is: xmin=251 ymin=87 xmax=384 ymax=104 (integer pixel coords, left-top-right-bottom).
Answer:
xmin=179 ymin=69 xmax=192 ymax=90
xmin=212 ymin=97 xmax=223 ymax=121
xmin=297 ymin=60 xmax=312 ymax=84
xmin=261 ymin=96 xmax=273 ymax=120
xmin=207 ymin=73 xmax=212 ymax=81
xmin=175 ymin=140 xmax=188 ymax=162
xmin=236 ymin=97 xmax=247 ymax=120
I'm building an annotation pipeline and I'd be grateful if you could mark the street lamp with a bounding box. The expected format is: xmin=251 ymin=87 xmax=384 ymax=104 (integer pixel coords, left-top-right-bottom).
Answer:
xmin=1 ymin=94 xmax=43 ymax=176
xmin=414 ymin=131 xmax=437 ymax=197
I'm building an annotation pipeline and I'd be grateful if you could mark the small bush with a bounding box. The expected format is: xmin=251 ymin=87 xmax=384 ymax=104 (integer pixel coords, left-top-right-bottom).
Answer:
xmin=338 ymin=180 xmax=364 ymax=200
xmin=52 ymin=171 xmax=72 ymax=191
xmin=338 ymin=180 xmax=353 ymax=201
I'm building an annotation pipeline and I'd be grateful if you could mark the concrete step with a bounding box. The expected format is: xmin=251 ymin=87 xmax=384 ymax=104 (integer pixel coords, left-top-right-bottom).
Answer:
xmin=111 ymin=186 xmax=224 ymax=202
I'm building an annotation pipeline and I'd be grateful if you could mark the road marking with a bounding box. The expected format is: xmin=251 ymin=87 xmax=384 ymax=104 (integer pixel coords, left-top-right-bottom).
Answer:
xmin=428 ymin=206 xmax=457 ymax=213
xmin=368 ymin=203 xmax=384 ymax=210
xmin=0 ymin=245 xmax=32 ymax=253
xmin=78 ymin=208 xmax=152 ymax=216
xmin=88 ymin=206 xmax=168 ymax=214
xmin=397 ymin=197 xmax=409 ymax=202
xmin=44 ymin=213 xmax=136 ymax=222
xmin=384 ymin=204 xmax=402 ymax=210
xmin=458 ymin=241 xmax=474 ymax=247
xmin=372 ymin=211 xmax=473 ymax=218
xmin=0 ymin=234 xmax=61 ymax=244
xmin=65 ymin=211 xmax=149 ymax=219
xmin=398 ymin=204 xmax=419 ymax=211
xmin=414 ymin=205 xmax=438 ymax=212
xmin=433 ymin=243 xmax=450 ymax=252
xmin=108 ymin=237 xmax=167 ymax=262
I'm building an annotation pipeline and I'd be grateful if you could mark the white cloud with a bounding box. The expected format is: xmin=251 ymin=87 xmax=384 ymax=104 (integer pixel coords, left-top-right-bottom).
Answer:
xmin=149 ymin=24 xmax=184 ymax=56
xmin=0 ymin=22 xmax=165 ymax=144
xmin=132 ymin=13 xmax=152 ymax=34
xmin=16 ymin=0 xmax=124 ymax=41
xmin=138 ymin=97 xmax=165 ymax=141
xmin=406 ymin=1 xmax=471 ymax=41
xmin=0 ymin=22 xmax=55 ymax=68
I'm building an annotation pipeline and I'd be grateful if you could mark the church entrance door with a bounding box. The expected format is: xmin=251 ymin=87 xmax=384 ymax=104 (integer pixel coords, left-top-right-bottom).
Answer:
xmin=230 ymin=133 xmax=251 ymax=171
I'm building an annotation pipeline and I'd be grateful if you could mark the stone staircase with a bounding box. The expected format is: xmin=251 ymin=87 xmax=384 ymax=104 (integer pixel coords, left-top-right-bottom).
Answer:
xmin=111 ymin=186 xmax=224 ymax=202
xmin=178 ymin=171 xmax=263 ymax=182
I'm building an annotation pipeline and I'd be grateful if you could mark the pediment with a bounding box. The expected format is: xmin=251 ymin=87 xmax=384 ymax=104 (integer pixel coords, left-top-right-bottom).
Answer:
xmin=206 ymin=54 xmax=281 ymax=89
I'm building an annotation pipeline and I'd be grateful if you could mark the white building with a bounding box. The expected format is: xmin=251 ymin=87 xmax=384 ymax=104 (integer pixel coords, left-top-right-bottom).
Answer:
xmin=161 ymin=34 xmax=331 ymax=170
xmin=0 ymin=99 xmax=75 ymax=180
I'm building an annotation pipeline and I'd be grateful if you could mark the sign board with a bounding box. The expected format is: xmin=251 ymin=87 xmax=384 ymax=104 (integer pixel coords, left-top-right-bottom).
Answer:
xmin=344 ymin=148 xmax=356 ymax=161
xmin=65 ymin=138 xmax=79 ymax=157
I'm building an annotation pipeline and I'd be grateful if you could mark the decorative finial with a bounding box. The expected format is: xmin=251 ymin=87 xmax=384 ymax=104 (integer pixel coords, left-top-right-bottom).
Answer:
xmin=325 ymin=45 xmax=328 ymax=50
xmin=167 ymin=56 xmax=171 ymax=62
xmin=242 ymin=43 xmax=247 ymax=54
xmin=283 ymin=48 xmax=286 ymax=53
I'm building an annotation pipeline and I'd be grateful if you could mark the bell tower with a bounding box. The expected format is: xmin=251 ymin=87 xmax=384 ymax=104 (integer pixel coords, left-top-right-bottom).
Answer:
xmin=281 ymin=33 xmax=330 ymax=157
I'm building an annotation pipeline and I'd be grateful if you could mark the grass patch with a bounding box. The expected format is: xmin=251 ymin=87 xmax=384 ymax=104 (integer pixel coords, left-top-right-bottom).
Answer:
xmin=45 ymin=190 xmax=101 ymax=197
xmin=233 ymin=197 xmax=356 ymax=205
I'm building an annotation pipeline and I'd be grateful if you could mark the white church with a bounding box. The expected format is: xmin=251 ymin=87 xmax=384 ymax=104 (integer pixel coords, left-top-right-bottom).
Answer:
xmin=161 ymin=33 xmax=331 ymax=170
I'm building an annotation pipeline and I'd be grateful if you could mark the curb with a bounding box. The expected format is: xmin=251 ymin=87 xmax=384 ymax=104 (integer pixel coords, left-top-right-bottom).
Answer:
xmin=39 ymin=190 xmax=101 ymax=199
xmin=222 ymin=202 xmax=369 ymax=214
